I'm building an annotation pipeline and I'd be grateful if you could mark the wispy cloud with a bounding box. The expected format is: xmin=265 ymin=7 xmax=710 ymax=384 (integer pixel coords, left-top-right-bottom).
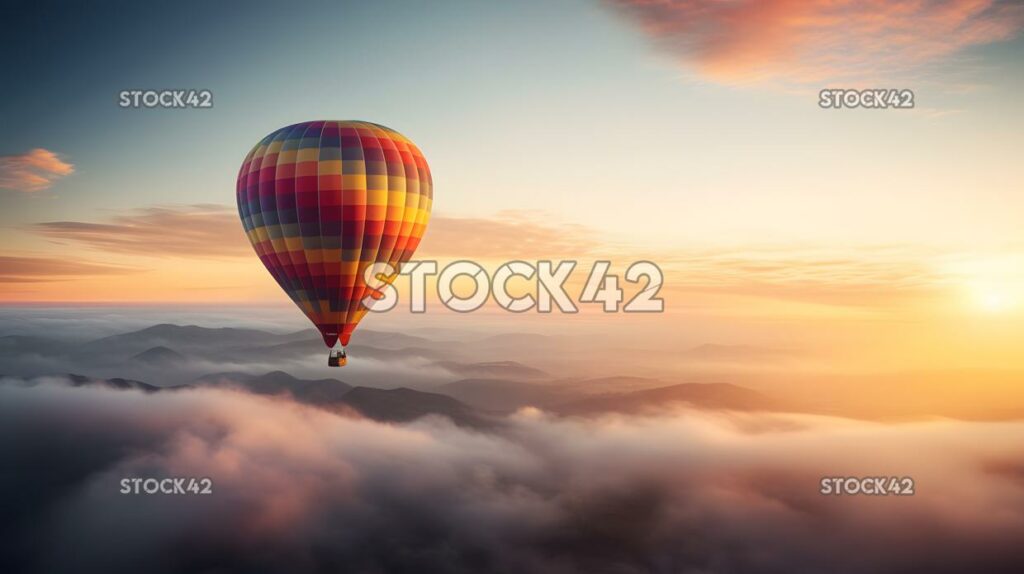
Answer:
xmin=33 ymin=207 xmax=595 ymax=261
xmin=34 ymin=204 xmax=250 ymax=258
xmin=0 ymin=148 xmax=74 ymax=192
xmin=0 ymin=256 xmax=136 ymax=283
xmin=658 ymin=244 xmax=948 ymax=307
xmin=419 ymin=211 xmax=599 ymax=259
xmin=608 ymin=0 xmax=1024 ymax=85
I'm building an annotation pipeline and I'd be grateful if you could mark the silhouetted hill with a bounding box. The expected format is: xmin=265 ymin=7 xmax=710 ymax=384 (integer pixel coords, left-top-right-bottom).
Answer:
xmin=340 ymin=386 xmax=486 ymax=427
xmin=438 ymin=378 xmax=568 ymax=412
xmin=64 ymin=373 xmax=166 ymax=393
xmin=194 ymin=371 xmax=353 ymax=404
xmin=193 ymin=371 xmax=487 ymax=427
xmin=61 ymin=324 xmax=460 ymax=369
xmin=73 ymin=324 xmax=300 ymax=361
xmin=131 ymin=346 xmax=186 ymax=365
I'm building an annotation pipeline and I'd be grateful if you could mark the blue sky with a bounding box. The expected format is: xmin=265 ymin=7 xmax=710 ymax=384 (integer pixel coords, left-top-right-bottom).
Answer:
xmin=2 ymin=1 xmax=1023 ymax=246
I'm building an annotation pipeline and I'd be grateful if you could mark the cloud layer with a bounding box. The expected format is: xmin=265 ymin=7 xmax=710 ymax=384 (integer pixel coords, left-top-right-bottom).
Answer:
xmin=3 ymin=379 xmax=1024 ymax=573
xmin=608 ymin=0 xmax=1024 ymax=85
xmin=0 ymin=148 xmax=74 ymax=192
xmin=32 ymin=206 xmax=595 ymax=261
xmin=659 ymin=244 xmax=946 ymax=307
xmin=420 ymin=211 xmax=599 ymax=260
xmin=34 ymin=204 xmax=251 ymax=258
xmin=0 ymin=255 xmax=136 ymax=283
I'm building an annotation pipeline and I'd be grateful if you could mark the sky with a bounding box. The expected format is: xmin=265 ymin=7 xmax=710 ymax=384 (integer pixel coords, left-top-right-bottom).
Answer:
xmin=1 ymin=0 xmax=1023 ymax=372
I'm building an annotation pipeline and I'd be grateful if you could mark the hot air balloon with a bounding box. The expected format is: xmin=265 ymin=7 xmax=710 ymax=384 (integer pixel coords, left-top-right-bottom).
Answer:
xmin=237 ymin=121 xmax=432 ymax=366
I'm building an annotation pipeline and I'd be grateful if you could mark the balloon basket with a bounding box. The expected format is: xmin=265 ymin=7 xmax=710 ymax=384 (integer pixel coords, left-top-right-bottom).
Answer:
xmin=328 ymin=347 xmax=347 ymax=367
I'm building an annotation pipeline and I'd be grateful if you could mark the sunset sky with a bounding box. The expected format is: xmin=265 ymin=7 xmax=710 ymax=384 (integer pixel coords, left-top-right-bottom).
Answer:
xmin=1 ymin=0 xmax=1023 ymax=372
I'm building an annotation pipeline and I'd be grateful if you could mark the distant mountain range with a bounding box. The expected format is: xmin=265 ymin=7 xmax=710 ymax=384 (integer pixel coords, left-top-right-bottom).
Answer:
xmin=193 ymin=371 xmax=490 ymax=427
xmin=4 ymin=322 xmax=1023 ymax=422
xmin=0 ymin=322 xmax=791 ymax=423
xmin=7 ymin=368 xmax=774 ymax=431
xmin=440 ymin=377 xmax=774 ymax=415
xmin=65 ymin=373 xmax=164 ymax=393
xmin=6 ymin=370 xmax=490 ymax=428
xmin=0 ymin=324 xmax=477 ymax=388
xmin=0 ymin=323 xmax=459 ymax=366
xmin=194 ymin=370 xmax=353 ymax=402
xmin=77 ymin=324 xmax=308 ymax=355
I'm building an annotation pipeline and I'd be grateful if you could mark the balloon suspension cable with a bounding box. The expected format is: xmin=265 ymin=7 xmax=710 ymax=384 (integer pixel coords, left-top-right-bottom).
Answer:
xmin=327 ymin=342 xmax=347 ymax=367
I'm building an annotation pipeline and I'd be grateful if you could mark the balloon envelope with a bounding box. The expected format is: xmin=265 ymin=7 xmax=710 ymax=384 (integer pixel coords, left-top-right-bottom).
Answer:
xmin=237 ymin=121 xmax=432 ymax=348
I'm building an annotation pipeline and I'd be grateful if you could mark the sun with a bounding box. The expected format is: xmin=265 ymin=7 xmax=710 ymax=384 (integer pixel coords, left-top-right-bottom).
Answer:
xmin=947 ymin=256 xmax=1023 ymax=316
xmin=970 ymin=283 xmax=1015 ymax=314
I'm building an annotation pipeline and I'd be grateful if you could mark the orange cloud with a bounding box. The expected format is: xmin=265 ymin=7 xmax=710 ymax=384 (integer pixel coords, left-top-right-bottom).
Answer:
xmin=9 ymin=204 xmax=974 ymax=313
xmin=35 ymin=204 xmax=251 ymax=258
xmin=418 ymin=211 xmax=600 ymax=259
xmin=0 ymin=148 xmax=74 ymax=192
xmin=659 ymin=245 xmax=946 ymax=304
xmin=0 ymin=256 xmax=136 ymax=283
xmin=608 ymin=0 xmax=1024 ymax=85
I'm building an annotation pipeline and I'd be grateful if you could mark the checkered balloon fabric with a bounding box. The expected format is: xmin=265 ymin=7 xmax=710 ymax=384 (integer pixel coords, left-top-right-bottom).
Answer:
xmin=237 ymin=121 xmax=432 ymax=348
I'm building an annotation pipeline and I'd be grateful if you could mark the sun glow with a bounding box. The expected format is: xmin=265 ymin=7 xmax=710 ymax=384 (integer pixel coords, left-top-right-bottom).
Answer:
xmin=971 ymin=283 xmax=1015 ymax=314
xmin=943 ymin=255 xmax=1024 ymax=316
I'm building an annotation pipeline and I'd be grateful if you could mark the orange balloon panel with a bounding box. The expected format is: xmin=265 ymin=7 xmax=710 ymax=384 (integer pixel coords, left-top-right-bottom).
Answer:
xmin=237 ymin=121 xmax=432 ymax=347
